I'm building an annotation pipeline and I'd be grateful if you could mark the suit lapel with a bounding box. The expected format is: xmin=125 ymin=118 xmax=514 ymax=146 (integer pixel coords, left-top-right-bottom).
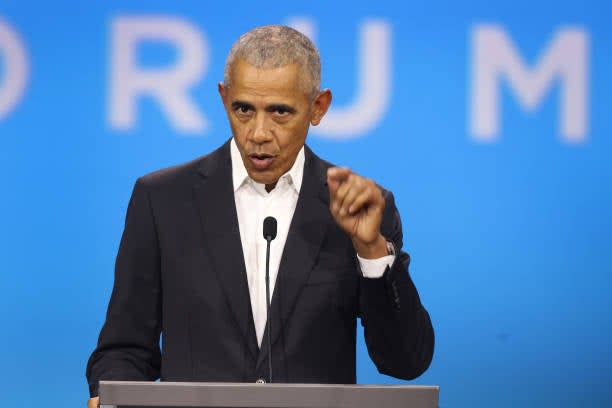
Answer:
xmin=193 ymin=141 xmax=259 ymax=360
xmin=256 ymin=147 xmax=332 ymax=370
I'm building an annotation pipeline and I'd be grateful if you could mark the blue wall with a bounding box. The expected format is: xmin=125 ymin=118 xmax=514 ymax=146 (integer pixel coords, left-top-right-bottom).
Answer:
xmin=1 ymin=1 xmax=611 ymax=407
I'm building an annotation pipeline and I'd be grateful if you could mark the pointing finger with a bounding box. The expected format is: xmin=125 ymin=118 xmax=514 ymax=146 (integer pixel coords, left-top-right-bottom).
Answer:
xmin=327 ymin=167 xmax=351 ymax=183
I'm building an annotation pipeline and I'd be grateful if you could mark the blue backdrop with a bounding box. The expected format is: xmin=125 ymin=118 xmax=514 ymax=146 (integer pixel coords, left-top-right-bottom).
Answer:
xmin=1 ymin=1 xmax=611 ymax=407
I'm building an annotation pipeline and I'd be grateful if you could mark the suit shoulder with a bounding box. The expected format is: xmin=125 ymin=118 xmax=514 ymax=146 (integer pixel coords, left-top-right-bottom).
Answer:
xmin=306 ymin=147 xmax=334 ymax=170
xmin=307 ymin=145 xmax=394 ymax=197
xmin=136 ymin=142 xmax=228 ymax=191
xmin=136 ymin=156 xmax=204 ymax=191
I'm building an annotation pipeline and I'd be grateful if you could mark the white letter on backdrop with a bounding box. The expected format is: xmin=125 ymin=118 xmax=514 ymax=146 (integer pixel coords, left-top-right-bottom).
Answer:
xmin=109 ymin=16 xmax=208 ymax=134
xmin=287 ymin=18 xmax=392 ymax=139
xmin=0 ymin=18 xmax=29 ymax=121
xmin=471 ymin=25 xmax=589 ymax=143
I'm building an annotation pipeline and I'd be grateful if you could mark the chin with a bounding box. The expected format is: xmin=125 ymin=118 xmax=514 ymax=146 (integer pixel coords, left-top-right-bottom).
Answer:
xmin=248 ymin=171 xmax=277 ymax=186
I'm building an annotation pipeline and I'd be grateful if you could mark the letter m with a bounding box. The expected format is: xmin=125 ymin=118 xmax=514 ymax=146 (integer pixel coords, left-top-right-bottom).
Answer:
xmin=470 ymin=25 xmax=589 ymax=143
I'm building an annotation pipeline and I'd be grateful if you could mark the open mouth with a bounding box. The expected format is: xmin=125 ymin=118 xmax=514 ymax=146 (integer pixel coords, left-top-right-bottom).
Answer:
xmin=248 ymin=153 xmax=276 ymax=170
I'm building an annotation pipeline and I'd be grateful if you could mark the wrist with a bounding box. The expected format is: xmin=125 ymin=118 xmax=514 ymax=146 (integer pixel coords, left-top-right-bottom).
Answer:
xmin=353 ymin=234 xmax=388 ymax=259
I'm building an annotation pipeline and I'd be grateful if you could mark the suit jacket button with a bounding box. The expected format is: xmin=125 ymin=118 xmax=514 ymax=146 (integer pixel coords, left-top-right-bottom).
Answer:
xmin=256 ymin=378 xmax=266 ymax=384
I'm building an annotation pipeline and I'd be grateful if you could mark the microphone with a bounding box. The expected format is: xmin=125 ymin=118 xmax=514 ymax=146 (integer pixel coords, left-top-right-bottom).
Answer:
xmin=263 ymin=216 xmax=277 ymax=241
xmin=262 ymin=216 xmax=277 ymax=383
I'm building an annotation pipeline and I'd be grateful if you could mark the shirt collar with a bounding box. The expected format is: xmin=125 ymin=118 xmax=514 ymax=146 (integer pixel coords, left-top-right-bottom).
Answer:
xmin=230 ymin=138 xmax=305 ymax=194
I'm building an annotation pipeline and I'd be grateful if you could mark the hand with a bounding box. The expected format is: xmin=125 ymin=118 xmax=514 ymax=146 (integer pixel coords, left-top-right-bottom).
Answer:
xmin=88 ymin=397 xmax=99 ymax=408
xmin=327 ymin=167 xmax=388 ymax=259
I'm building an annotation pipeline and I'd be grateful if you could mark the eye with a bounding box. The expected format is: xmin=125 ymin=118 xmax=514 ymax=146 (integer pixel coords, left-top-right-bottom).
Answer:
xmin=274 ymin=107 xmax=289 ymax=116
xmin=233 ymin=103 xmax=254 ymax=117
xmin=269 ymin=105 xmax=295 ymax=118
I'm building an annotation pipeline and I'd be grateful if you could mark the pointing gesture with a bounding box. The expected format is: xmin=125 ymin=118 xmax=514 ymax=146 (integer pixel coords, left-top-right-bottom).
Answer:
xmin=327 ymin=167 xmax=388 ymax=259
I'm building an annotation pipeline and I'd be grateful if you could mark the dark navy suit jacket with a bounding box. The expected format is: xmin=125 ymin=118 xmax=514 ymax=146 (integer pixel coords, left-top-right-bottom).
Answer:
xmin=86 ymin=140 xmax=434 ymax=397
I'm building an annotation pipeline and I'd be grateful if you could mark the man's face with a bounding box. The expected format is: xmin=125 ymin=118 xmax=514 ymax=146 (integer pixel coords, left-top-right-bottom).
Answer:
xmin=219 ymin=59 xmax=331 ymax=187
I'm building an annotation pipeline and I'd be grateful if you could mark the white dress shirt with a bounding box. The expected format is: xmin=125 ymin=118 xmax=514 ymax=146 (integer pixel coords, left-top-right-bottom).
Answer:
xmin=230 ymin=139 xmax=395 ymax=347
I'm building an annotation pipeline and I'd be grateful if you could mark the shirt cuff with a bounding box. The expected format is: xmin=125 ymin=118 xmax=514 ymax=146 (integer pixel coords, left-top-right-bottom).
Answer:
xmin=357 ymin=254 xmax=396 ymax=278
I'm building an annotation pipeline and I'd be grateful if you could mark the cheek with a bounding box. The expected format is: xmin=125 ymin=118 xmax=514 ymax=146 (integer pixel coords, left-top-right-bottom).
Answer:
xmin=276 ymin=119 xmax=309 ymax=144
xmin=228 ymin=118 xmax=248 ymax=139
xmin=275 ymin=134 xmax=303 ymax=158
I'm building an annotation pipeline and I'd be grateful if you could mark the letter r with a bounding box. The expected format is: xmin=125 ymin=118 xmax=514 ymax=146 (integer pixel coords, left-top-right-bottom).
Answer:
xmin=109 ymin=16 xmax=209 ymax=134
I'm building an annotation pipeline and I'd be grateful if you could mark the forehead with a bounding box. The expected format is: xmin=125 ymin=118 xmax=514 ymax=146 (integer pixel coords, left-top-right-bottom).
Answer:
xmin=227 ymin=60 xmax=308 ymax=100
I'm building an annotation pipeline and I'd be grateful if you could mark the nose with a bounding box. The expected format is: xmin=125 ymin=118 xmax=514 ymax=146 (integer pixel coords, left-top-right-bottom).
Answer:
xmin=250 ymin=113 xmax=272 ymax=144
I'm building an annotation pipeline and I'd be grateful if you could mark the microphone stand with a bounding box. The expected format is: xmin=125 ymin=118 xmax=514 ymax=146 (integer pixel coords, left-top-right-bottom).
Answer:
xmin=262 ymin=216 xmax=276 ymax=383
xmin=264 ymin=234 xmax=273 ymax=383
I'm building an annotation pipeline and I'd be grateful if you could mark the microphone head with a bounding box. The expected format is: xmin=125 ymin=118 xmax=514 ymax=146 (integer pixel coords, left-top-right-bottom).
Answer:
xmin=263 ymin=216 xmax=278 ymax=240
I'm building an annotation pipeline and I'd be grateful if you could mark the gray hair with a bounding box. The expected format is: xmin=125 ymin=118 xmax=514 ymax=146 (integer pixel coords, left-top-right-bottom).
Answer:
xmin=223 ymin=25 xmax=321 ymax=98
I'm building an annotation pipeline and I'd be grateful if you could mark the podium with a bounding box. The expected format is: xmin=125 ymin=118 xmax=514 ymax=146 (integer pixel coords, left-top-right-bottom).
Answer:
xmin=99 ymin=381 xmax=439 ymax=408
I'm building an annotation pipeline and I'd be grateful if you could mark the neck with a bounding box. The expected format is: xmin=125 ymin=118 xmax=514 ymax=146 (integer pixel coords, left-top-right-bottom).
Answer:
xmin=265 ymin=182 xmax=277 ymax=193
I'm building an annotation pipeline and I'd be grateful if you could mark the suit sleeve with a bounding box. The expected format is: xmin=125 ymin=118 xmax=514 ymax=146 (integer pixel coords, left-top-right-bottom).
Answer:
xmin=85 ymin=178 xmax=162 ymax=397
xmin=358 ymin=190 xmax=435 ymax=380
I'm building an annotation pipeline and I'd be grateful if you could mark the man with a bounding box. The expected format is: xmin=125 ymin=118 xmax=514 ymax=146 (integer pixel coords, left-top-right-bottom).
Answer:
xmin=86 ymin=25 xmax=434 ymax=407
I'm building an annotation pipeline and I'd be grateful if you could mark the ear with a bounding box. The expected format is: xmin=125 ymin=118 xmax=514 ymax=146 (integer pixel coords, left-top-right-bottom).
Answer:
xmin=218 ymin=82 xmax=227 ymax=105
xmin=310 ymin=89 xmax=332 ymax=126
